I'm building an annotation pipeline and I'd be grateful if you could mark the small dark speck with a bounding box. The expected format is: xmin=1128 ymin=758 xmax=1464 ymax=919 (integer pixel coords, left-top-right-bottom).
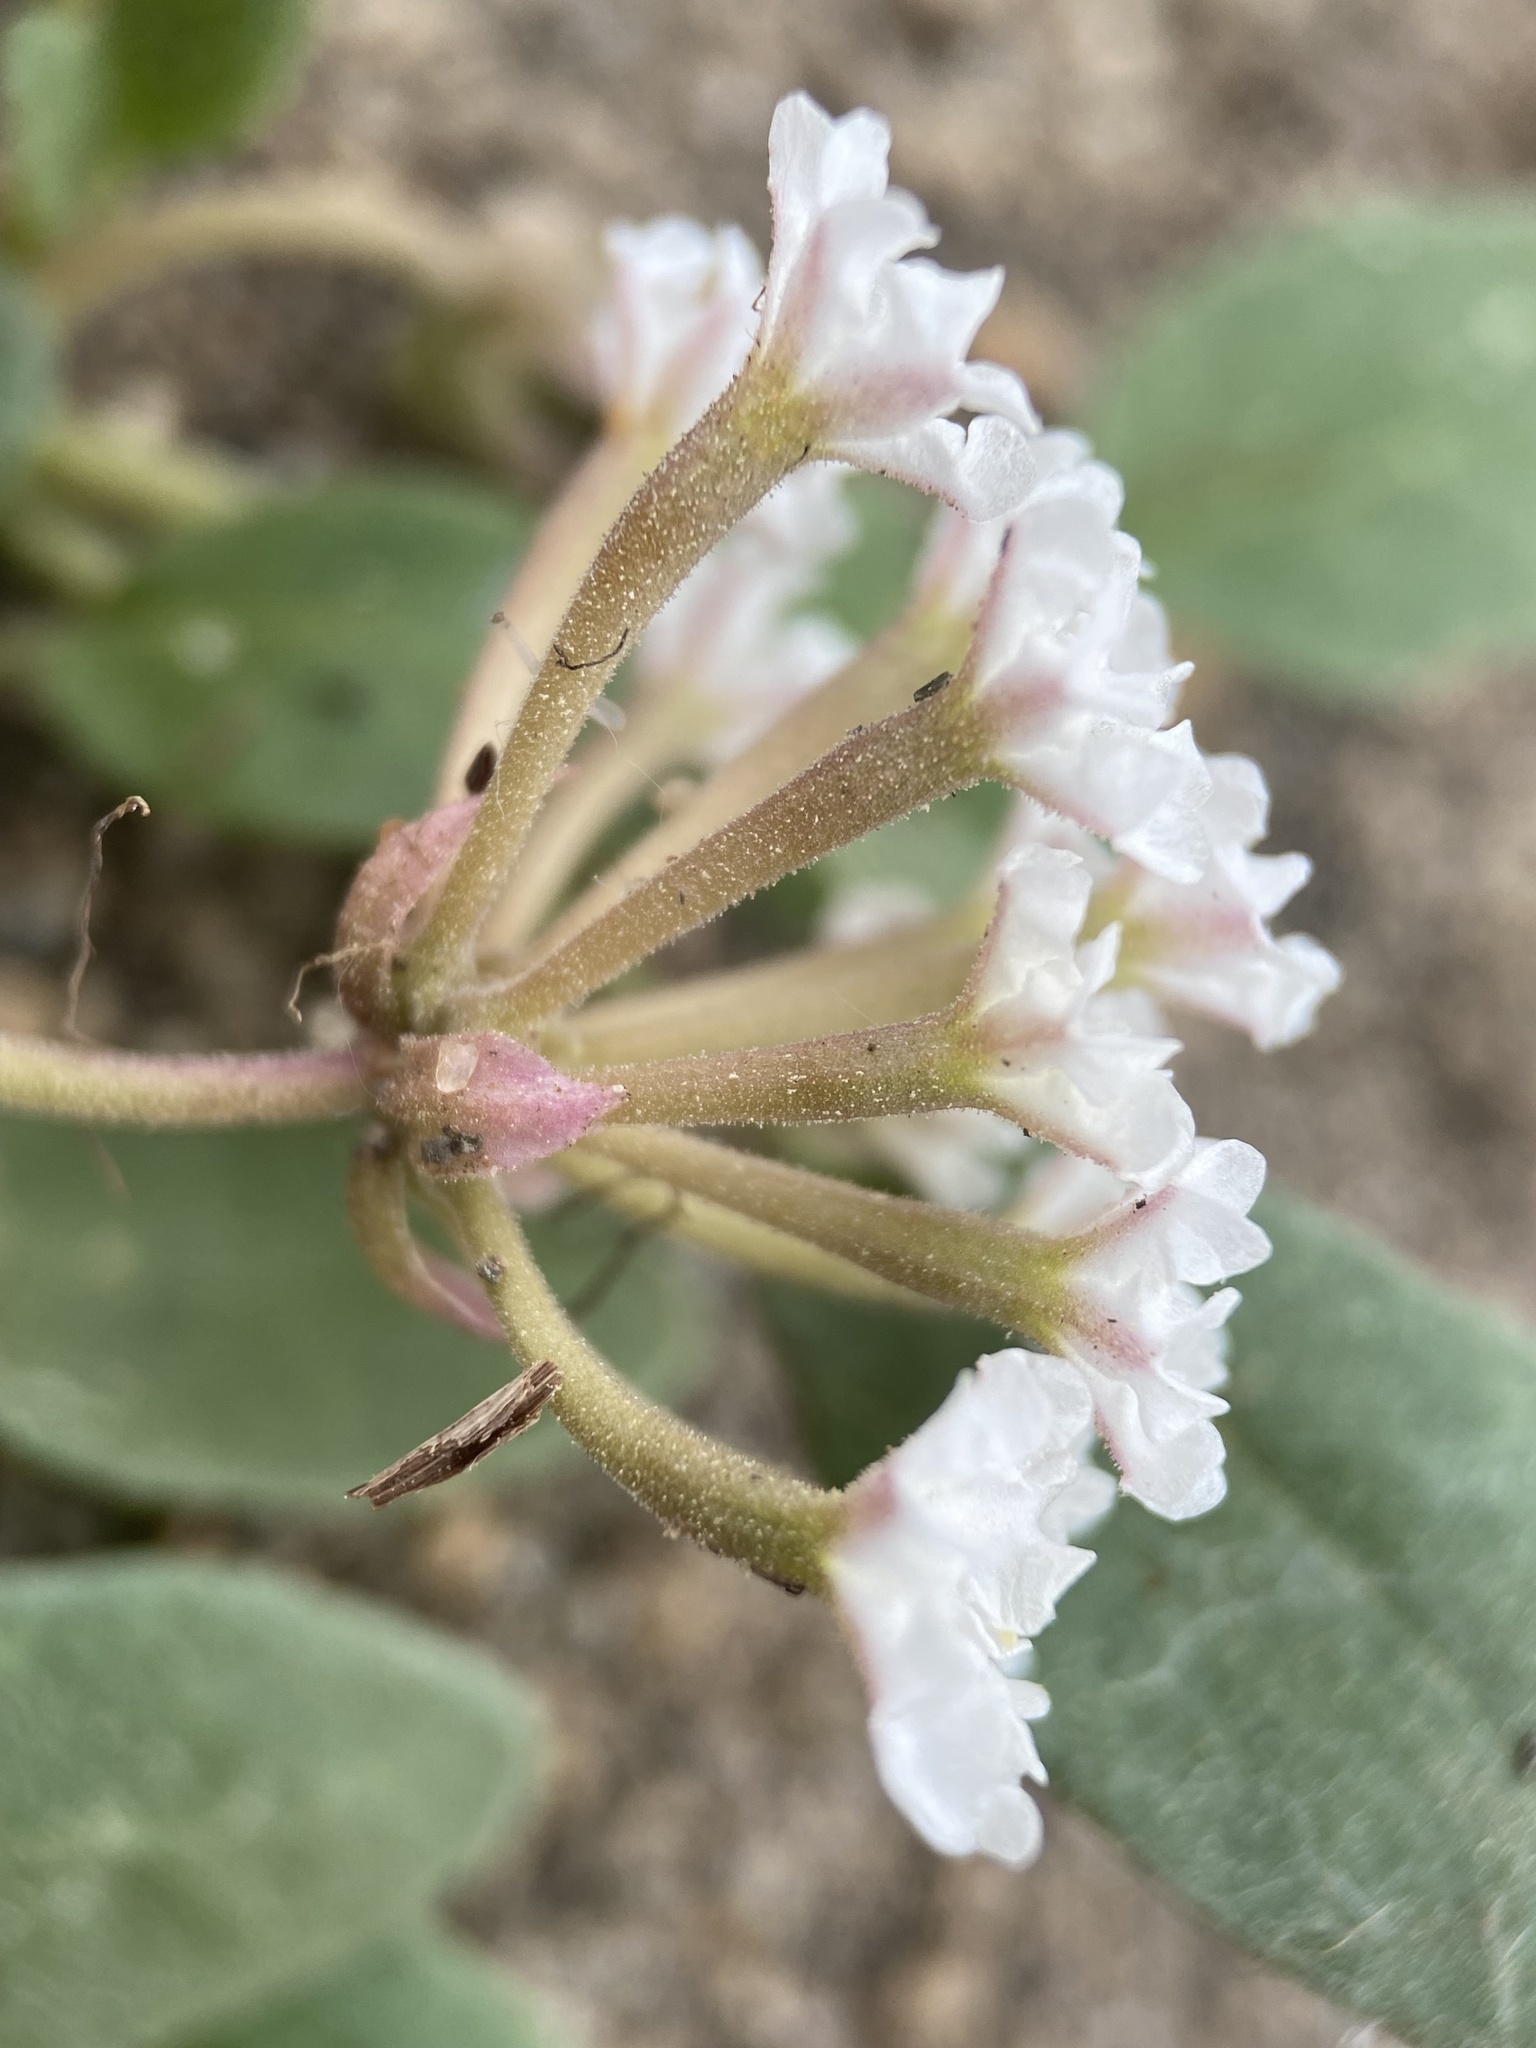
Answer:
xmin=913 ymin=670 xmax=954 ymax=703
xmin=465 ymin=742 xmax=497 ymax=794
xmin=866 ymin=1041 xmax=877 ymax=1054
xmin=1515 ymin=1731 xmax=1536 ymax=1778
xmin=1134 ymin=1196 xmax=1148 ymax=1211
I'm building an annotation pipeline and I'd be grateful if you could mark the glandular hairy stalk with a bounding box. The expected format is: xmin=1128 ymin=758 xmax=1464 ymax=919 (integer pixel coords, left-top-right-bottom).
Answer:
xmin=538 ymin=909 xmax=984 ymax=1067
xmin=457 ymin=683 xmax=989 ymax=1034
xmin=482 ymin=594 xmax=968 ymax=958
xmin=402 ymin=371 xmax=821 ymax=1024
xmin=575 ymin=1122 xmax=1069 ymax=1342
xmin=446 ymin=1175 xmax=847 ymax=1592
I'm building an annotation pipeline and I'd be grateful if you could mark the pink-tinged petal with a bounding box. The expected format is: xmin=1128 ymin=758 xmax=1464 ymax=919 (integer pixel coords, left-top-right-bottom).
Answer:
xmin=375 ymin=1032 xmax=623 ymax=1179
xmin=335 ymin=799 xmax=480 ymax=1032
xmin=590 ymin=216 xmax=763 ymax=437
xmin=754 ymin=92 xmax=1038 ymax=504
xmin=831 ymin=1347 xmax=1107 ymax=1865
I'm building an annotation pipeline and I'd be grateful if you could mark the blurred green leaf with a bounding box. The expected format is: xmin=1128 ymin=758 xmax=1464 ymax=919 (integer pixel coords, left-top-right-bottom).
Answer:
xmin=0 ymin=1118 xmax=714 ymax=1510
xmin=0 ymin=1555 xmax=541 ymax=2048
xmin=0 ymin=267 xmax=57 ymax=506
xmin=32 ymin=478 xmax=535 ymax=845
xmin=101 ymin=0 xmax=310 ymax=159
xmin=814 ymin=783 xmax=1008 ymax=910
xmin=1091 ymin=201 xmax=1536 ymax=692
xmin=813 ymin=473 xmax=930 ymax=640
xmin=1034 ymin=1194 xmax=1536 ymax=2048
xmin=187 ymin=1932 xmax=563 ymax=2048
xmin=1 ymin=9 xmax=110 ymax=244
xmin=759 ymin=1280 xmax=1001 ymax=1486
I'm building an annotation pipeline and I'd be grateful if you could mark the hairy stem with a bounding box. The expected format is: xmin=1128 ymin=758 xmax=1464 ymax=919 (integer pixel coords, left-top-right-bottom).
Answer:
xmin=0 ymin=1035 xmax=366 ymax=1126
xmin=434 ymin=432 xmax=667 ymax=802
xmin=36 ymin=178 xmax=513 ymax=322
xmin=347 ymin=1133 xmax=503 ymax=1342
xmin=486 ymin=692 xmax=693 ymax=943
xmin=34 ymin=413 xmax=260 ymax=532
xmin=575 ymin=1124 xmax=1067 ymax=1340
xmin=590 ymin=1013 xmax=977 ymax=1127
xmin=539 ymin=912 xmax=984 ymax=1066
xmin=509 ymin=598 xmax=967 ymax=960
xmin=461 ymin=686 xmax=989 ymax=1032
xmin=403 ymin=371 xmax=818 ymax=1023
xmin=447 ymin=1176 xmax=846 ymax=1590
xmin=553 ymin=1144 xmax=925 ymax=1307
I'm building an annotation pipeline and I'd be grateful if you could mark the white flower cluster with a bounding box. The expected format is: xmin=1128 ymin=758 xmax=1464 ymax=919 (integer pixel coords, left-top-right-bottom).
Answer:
xmin=581 ymin=89 xmax=1339 ymax=1871
xmin=632 ymin=466 xmax=858 ymax=766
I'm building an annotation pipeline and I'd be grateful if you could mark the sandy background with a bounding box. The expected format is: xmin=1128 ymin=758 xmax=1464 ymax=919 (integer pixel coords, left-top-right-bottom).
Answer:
xmin=7 ymin=1 xmax=1536 ymax=2042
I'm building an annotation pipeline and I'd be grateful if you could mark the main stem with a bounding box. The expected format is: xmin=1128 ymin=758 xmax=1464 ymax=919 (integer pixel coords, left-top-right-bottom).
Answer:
xmin=0 ymin=1036 xmax=365 ymax=1126
xmin=403 ymin=372 xmax=816 ymax=1024
xmin=447 ymin=1177 xmax=846 ymax=1592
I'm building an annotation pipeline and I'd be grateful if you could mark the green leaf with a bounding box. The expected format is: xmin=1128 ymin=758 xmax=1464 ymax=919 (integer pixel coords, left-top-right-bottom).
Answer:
xmin=101 ymin=0 xmax=311 ymax=159
xmin=1 ymin=9 xmax=111 ymax=244
xmin=813 ymin=473 xmax=931 ymax=640
xmin=31 ymin=477 xmax=535 ymax=845
xmin=0 ymin=267 xmax=57 ymax=506
xmin=1090 ymin=201 xmax=1536 ymax=692
xmin=759 ymin=1280 xmax=1002 ymax=1486
xmin=1034 ymin=1194 xmax=1536 ymax=2048
xmin=0 ymin=1555 xmax=541 ymax=2048
xmin=186 ymin=1933 xmax=563 ymax=2048
xmin=0 ymin=1118 xmax=714 ymax=1510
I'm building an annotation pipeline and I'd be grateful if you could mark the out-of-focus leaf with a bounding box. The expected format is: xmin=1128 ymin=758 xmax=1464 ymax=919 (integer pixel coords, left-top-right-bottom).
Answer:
xmin=772 ymin=1192 xmax=1536 ymax=2045
xmin=815 ymin=783 xmax=1008 ymax=910
xmin=188 ymin=1933 xmax=563 ymax=2048
xmin=0 ymin=267 xmax=57 ymax=505
xmin=101 ymin=0 xmax=310 ymax=158
xmin=1034 ymin=1194 xmax=1536 ymax=2048
xmin=759 ymin=1280 xmax=1001 ymax=1485
xmin=1090 ymin=202 xmax=1536 ymax=692
xmin=0 ymin=1118 xmax=714 ymax=1510
xmin=1 ymin=9 xmax=110 ymax=244
xmin=813 ymin=473 xmax=930 ymax=640
xmin=0 ymin=1556 xmax=541 ymax=2048
xmin=32 ymin=478 xmax=535 ymax=845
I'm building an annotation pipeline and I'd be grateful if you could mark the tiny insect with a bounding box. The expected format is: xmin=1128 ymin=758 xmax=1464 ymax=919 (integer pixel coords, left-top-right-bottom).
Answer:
xmin=913 ymin=670 xmax=954 ymax=703
xmin=464 ymin=742 xmax=497 ymax=794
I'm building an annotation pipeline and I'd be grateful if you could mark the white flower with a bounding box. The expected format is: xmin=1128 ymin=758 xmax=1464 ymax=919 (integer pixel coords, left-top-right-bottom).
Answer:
xmin=964 ymin=441 xmax=1211 ymax=881
xmin=590 ymin=215 xmax=763 ymax=439
xmin=755 ymin=94 xmax=1038 ymax=519
xmin=1011 ymin=1142 xmax=1269 ymax=1519
xmin=966 ymin=843 xmax=1195 ymax=1188
xmin=634 ymin=466 xmax=858 ymax=763
xmin=831 ymin=1347 xmax=1113 ymax=1865
xmin=1106 ymin=754 xmax=1342 ymax=1050
xmin=867 ymin=1107 xmax=1031 ymax=1211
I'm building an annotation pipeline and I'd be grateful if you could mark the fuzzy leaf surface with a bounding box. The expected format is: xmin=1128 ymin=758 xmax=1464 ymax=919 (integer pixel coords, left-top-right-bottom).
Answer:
xmin=186 ymin=1933 xmax=563 ymax=2048
xmin=0 ymin=1557 xmax=540 ymax=2048
xmin=1091 ymin=202 xmax=1536 ymax=690
xmin=32 ymin=478 xmax=534 ymax=844
xmin=0 ymin=1119 xmax=712 ymax=1509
